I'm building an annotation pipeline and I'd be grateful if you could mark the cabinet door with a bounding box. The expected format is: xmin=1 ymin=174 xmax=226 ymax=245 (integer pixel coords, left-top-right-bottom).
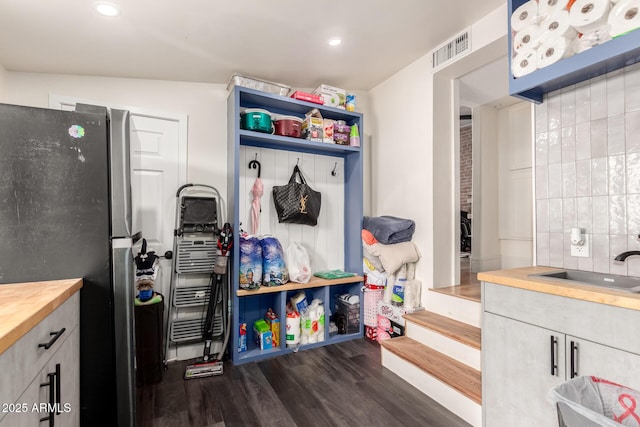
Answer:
xmin=0 ymin=326 xmax=80 ymax=427
xmin=483 ymin=312 xmax=565 ymax=427
xmin=567 ymin=336 xmax=640 ymax=391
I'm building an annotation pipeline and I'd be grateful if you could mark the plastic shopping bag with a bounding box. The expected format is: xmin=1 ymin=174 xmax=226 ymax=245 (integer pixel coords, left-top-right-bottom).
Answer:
xmin=285 ymin=242 xmax=311 ymax=283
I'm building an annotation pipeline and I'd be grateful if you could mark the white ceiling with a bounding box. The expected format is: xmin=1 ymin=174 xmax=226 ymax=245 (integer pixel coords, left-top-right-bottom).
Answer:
xmin=0 ymin=0 xmax=506 ymax=90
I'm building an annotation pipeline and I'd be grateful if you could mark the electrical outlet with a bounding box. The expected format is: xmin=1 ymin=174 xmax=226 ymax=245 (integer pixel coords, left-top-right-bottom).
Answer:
xmin=571 ymin=234 xmax=590 ymax=257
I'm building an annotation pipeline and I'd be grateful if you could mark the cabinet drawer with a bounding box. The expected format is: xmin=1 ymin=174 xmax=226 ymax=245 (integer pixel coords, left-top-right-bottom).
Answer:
xmin=483 ymin=282 xmax=640 ymax=355
xmin=0 ymin=325 xmax=79 ymax=427
xmin=0 ymin=292 xmax=79 ymax=410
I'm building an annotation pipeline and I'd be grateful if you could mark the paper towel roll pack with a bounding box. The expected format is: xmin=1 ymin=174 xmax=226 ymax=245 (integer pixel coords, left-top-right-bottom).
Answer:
xmin=510 ymin=0 xmax=640 ymax=77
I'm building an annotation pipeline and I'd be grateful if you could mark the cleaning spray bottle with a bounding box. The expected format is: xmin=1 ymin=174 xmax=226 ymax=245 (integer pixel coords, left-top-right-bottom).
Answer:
xmin=349 ymin=123 xmax=360 ymax=147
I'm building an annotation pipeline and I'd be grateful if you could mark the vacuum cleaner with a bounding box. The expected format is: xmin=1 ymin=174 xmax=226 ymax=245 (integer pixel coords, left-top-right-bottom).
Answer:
xmin=184 ymin=222 xmax=232 ymax=379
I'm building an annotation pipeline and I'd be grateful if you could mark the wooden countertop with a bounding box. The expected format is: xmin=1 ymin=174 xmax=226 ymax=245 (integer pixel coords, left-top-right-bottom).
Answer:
xmin=478 ymin=266 xmax=640 ymax=311
xmin=0 ymin=278 xmax=82 ymax=355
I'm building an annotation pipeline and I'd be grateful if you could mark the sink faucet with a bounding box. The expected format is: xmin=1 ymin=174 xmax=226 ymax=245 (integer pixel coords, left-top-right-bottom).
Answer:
xmin=614 ymin=251 xmax=640 ymax=261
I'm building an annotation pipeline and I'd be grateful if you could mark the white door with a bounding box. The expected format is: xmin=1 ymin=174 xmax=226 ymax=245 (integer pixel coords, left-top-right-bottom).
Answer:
xmin=129 ymin=114 xmax=185 ymax=299
xmin=48 ymin=95 xmax=187 ymax=300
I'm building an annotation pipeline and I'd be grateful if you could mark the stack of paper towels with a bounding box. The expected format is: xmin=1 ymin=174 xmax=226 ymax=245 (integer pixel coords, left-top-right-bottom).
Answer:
xmin=511 ymin=0 xmax=640 ymax=78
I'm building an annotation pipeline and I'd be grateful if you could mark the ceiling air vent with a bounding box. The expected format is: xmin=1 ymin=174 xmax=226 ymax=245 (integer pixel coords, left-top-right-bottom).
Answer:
xmin=431 ymin=28 xmax=472 ymax=71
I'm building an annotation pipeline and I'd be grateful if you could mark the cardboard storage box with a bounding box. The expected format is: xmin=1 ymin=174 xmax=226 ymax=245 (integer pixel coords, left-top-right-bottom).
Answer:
xmin=253 ymin=319 xmax=273 ymax=350
xmin=313 ymin=84 xmax=346 ymax=109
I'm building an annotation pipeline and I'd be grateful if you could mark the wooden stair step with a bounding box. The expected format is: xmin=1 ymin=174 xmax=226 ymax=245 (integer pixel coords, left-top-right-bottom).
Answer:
xmin=380 ymin=336 xmax=482 ymax=405
xmin=429 ymin=284 xmax=481 ymax=303
xmin=404 ymin=310 xmax=481 ymax=350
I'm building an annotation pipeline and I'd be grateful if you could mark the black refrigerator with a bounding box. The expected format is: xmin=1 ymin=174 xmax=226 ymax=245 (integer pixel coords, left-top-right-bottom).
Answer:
xmin=0 ymin=103 xmax=137 ymax=427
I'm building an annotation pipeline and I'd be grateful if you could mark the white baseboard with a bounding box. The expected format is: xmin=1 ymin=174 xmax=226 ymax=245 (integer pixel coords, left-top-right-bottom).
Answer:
xmin=381 ymin=347 xmax=482 ymax=427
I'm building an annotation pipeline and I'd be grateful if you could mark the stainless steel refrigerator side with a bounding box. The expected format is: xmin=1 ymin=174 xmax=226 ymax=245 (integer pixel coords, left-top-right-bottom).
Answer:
xmin=110 ymin=109 xmax=132 ymax=238
xmin=112 ymin=238 xmax=135 ymax=427
xmin=109 ymin=108 xmax=135 ymax=427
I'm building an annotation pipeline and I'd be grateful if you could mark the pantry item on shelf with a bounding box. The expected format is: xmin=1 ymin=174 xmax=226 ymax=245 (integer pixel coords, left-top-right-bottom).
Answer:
xmin=253 ymin=319 xmax=273 ymax=350
xmin=227 ymin=73 xmax=291 ymax=96
xmin=259 ymin=235 xmax=289 ymax=286
xmin=511 ymin=49 xmax=538 ymax=78
xmin=239 ymin=233 xmax=262 ymax=290
xmin=346 ymin=93 xmax=356 ymax=111
xmin=286 ymin=309 xmax=301 ymax=347
xmin=313 ymin=270 xmax=357 ymax=280
xmin=333 ymin=120 xmax=350 ymax=145
xmin=290 ymin=91 xmax=324 ymax=104
xmin=537 ymin=36 xmax=573 ymax=69
xmin=290 ymin=291 xmax=309 ymax=313
xmin=285 ymin=242 xmax=311 ymax=283
xmin=265 ymin=308 xmax=280 ymax=347
xmin=392 ymin=277 xmax=406 ymax=307
xmin=240 ymin=108 xmax=274 ymax=134
xmin=273 ymin=115 xmax=303 ymax=138
xmin=301 ymin=108 xmax=324 ymax=141
xmin=568 ymin=0 xmax=611 ymax=35
xmin=238 ymin=321 xmax=247 ymax=352
xmin=323 ymin=119 xmax=334 ymax=143
xmin=272 ymin=164 xmax=322 ymax=226
xmin=608 ymin=0 xmax=640 ymax=38
xmin=349 ymin=123 xmax=360 ymax=147
xmin=313 ymin=84 xmax=346 ymax=109
xmin=511 ymin=0 xmax=539 ymax=33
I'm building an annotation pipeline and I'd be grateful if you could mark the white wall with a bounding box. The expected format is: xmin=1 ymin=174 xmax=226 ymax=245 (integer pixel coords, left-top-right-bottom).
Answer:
xmin=4 ymin=72 xmax=228 ymax=189
xmin=370 ymin=4 xmax=508 ymax=293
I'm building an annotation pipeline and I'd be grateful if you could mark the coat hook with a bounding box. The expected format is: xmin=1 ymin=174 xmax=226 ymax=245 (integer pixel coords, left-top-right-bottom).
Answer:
xmin=248 ymin=155 xmax=261 ymax=178
xmin=331 ymin=162 xmax=337 ymax=176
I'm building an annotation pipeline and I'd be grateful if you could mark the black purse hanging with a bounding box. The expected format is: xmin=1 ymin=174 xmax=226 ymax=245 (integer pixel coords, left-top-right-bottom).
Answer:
xmin=272 ymin=165 xmax=321 ymax=226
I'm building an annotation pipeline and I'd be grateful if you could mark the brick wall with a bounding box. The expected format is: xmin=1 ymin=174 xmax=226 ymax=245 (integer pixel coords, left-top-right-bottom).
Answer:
xmin=460 ymin=124 xmax=472 ymax=215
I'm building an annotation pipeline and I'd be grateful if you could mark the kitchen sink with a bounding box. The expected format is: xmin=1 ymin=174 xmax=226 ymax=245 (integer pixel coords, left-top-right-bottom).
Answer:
xmin=529 ymin=269 xmax=640 ymax=293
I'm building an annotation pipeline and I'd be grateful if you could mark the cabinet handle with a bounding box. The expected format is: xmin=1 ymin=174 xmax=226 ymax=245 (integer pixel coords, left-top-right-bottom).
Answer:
xmin=39 ymin=372 xmax=56 ymax=427
xmin=55 ymin=364 xmax=61 ymax=415
xmin=38 ymin=328 xmax=66 ymax=350
xmin=550 ymin=335 xmax=558 ymax=376
xmin=570 ymin=340 xmax=579 ymax=378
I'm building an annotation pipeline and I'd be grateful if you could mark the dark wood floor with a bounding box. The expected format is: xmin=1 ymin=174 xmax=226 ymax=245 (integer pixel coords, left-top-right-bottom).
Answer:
xmin=136 ymin=338 xmax=471 ymax=427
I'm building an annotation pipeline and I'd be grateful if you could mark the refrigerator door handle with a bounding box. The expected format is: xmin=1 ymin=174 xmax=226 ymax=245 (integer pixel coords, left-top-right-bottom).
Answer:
xmin=109 ymin=109 xmax=133 ymax=238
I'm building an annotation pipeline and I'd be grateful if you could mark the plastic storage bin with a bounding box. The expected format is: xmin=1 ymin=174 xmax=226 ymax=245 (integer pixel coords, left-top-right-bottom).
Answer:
xmin=550 ymin=376 xmax=640 ymax=427
xmin=227 ymin=73 xmax=291 ymax=96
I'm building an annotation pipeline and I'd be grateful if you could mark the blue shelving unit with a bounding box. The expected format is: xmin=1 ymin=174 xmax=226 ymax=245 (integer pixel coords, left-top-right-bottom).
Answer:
xmin=509 ymin=0 xmax=640 ymax=103
xmin=227 ymin=86 xmax=364 ymax=365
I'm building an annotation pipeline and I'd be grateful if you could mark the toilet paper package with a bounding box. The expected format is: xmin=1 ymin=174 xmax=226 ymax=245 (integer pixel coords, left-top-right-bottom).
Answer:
xmin=538 ymin=0 xmax=572 ymax=20
xmin=541 ymin=10 xmax=578 ymax=41
xmin=538 ymin=36 xmax=573 ymax=69
xmin=569 ymin=0 xmax=612 ymax=34
xmin=511 ymin=0 xmax=539 ymax=32
xmin=511 ymin=49 xmax=538 ymax=78
xmin=513 ymin=24 xmax=543 ymax=53
xmin=573 ymin=26 xmax=612 ymax=53
xmin=609 ymin=0 xmax=640 ymax=38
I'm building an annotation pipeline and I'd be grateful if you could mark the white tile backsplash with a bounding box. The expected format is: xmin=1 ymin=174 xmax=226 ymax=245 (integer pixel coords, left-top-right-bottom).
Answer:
xmin=536 ymin=65 xmax=640 ymax=276
xmin=607 ymin=69 xmax=625 ymax=117
xmin=590 ymin=118 xmax=608 ymax=158
xmin=627 ymin=152 xmax=640 ymax=194
xmin=591 ymin=77 xmax=608 ymax=120
xmin=608 ymin=115 xmax=625 ymax=155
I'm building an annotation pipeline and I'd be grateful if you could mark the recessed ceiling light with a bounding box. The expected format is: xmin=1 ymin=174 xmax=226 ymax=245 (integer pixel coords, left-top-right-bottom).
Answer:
xmin=95 ymin=2 xmax=119 ymax=17
xmin=328 ymin=38 xmax=342 ymax=46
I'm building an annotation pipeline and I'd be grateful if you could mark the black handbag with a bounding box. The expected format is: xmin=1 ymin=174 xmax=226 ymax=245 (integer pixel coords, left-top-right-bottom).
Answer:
xmin=272 ymin=165 xmax=321 ymax=226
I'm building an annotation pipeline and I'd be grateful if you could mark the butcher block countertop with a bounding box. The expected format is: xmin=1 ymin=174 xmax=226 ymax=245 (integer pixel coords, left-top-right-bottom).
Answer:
xmin=478 ymin=266 xmax=640 ymax=311
xmin=0 ymin=278 xmax=82 ymax=355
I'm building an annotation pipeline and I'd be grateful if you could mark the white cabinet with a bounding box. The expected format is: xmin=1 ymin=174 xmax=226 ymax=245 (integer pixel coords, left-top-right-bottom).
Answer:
xmin=0 ymin=293 xmax=80 ymax=427
xmin=482 ymin=282 xmax=640 ymax=427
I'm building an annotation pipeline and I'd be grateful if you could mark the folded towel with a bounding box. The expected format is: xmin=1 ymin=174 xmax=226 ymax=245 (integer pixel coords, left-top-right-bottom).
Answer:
xmin=365 ymin=241 xmax=421 ymax=275
xmin=363 ymin=216 xmax=415 ymax=244
xmin=361 ymin=229 xmax=379 ymax=245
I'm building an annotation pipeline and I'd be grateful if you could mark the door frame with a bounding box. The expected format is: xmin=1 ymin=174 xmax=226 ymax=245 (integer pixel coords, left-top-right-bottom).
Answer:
xmin=48 ymin=93 xmax=188 ymax=183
